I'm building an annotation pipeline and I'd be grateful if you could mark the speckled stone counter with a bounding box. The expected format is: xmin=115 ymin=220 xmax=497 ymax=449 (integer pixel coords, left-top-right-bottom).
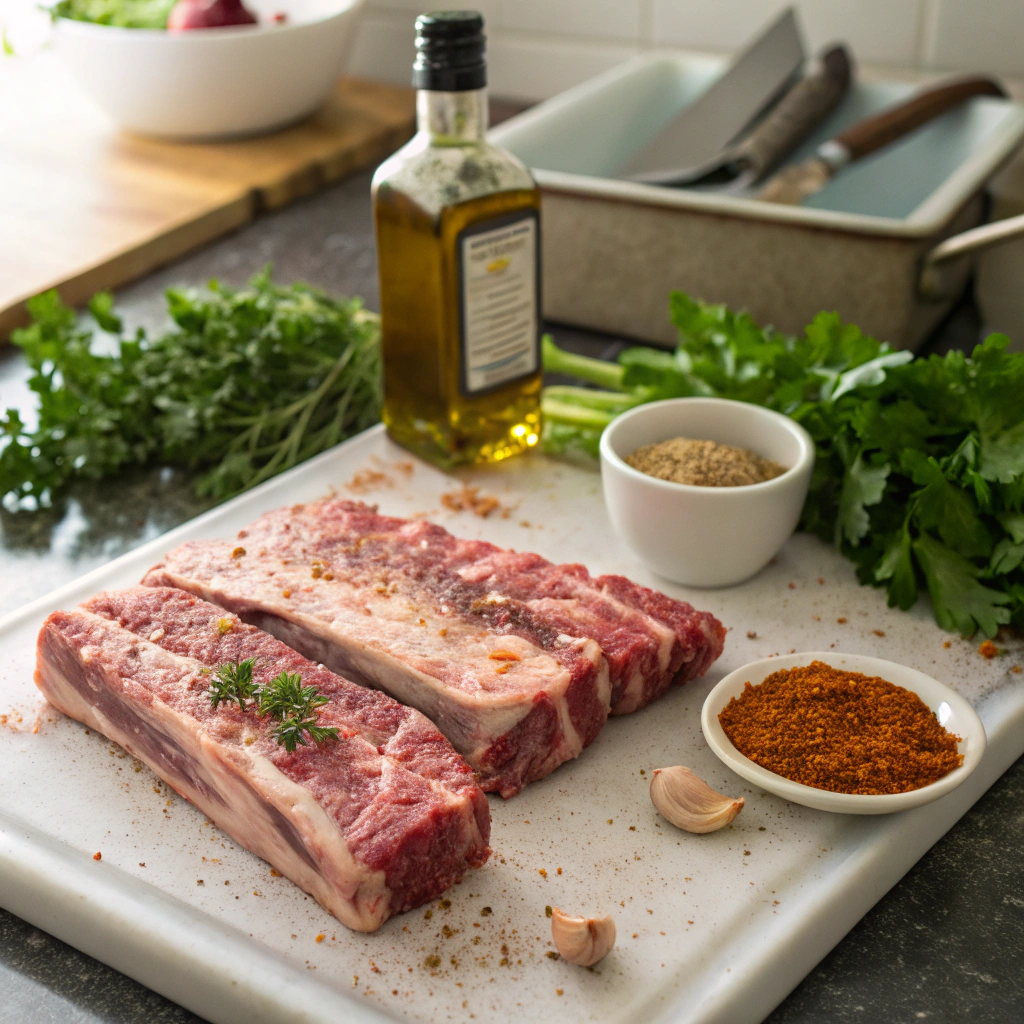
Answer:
xmin=1 ymin=166 xmax=1021 ymax=1024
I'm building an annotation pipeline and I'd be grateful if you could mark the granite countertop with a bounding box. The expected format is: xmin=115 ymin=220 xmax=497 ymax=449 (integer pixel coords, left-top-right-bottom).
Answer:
xmin=1 ymin=164 xmax=1022 ymax=1024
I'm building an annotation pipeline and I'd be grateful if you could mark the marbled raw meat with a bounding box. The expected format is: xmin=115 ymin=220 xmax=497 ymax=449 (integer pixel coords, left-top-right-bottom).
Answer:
xmin=35 ymin=586 xmax=490 ymax=932
xmin=229 ymin=499 xmax=725 ymax=713
xmin=144 ymin=539 xmax=610 ymax=797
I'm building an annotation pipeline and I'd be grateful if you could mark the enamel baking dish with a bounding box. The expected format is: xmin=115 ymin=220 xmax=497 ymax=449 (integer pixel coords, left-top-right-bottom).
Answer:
xmin=489 ymin=53 xmax=1024 ymax=348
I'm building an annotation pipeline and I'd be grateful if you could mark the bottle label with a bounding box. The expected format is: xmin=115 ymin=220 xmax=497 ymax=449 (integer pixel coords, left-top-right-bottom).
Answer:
xmin=458 ymin=211 xmax=540 ymax=395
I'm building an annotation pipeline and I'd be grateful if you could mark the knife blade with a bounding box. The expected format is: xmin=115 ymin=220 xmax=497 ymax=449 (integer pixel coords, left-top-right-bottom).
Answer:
xmin=658 ymin=43 xmax=853 ymax=191
xmin=715 ymin=44 xmax=853 ymax=191
xmin=758 ymin=75 xmax=1008 ymax=205
xmin=619 ymin=7 xmax=805 ymax=183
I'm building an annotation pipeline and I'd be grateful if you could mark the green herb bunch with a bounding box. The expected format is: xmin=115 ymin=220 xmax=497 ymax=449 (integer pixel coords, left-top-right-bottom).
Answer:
xmin=208 ymin=657 xmax=339 ymax=753
xmin=46 ymin=1 xmax=176 ymax=29
xmin=1 ymin=270 xmax=381 ymax=509
xmin=542 ymin=293 xmax=1024 ymax=638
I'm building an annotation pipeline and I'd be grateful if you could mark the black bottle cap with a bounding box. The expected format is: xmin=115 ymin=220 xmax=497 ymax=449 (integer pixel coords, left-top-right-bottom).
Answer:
xmin=412 ymin=11 xmax=486 ymax=91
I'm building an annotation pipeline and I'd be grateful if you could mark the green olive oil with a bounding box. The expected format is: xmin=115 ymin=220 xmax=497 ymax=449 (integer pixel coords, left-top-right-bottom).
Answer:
xmin=372 ymin=12 xmax=542 ymax=468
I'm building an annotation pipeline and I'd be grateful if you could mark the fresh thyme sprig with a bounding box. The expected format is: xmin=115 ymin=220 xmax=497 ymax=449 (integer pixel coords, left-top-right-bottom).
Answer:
xmin=206 ymin=662 xmax=338 ymax=753
xmin=273 ymin=717 xmax=340 ymax=754
xmin=254 ymin=671 xmax=328 ymax=720
xmin=255 ymin=670 xmax=335 ymax=753
xmin=208 ymin=658 xmax=257 ymax=709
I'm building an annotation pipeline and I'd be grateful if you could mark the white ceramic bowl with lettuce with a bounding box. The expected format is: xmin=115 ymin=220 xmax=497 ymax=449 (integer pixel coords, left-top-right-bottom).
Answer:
xmin=600 ymin=397 xmax=815 ymax=587
xmin=52 ymin=0 xmax=365 ymax=140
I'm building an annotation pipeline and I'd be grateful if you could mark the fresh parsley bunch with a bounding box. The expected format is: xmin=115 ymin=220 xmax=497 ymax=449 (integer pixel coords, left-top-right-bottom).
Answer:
xmin=542 ymin=293 xmax=1024 ymax=637
xmin=1 ymin=271 xmax=381 ymax=509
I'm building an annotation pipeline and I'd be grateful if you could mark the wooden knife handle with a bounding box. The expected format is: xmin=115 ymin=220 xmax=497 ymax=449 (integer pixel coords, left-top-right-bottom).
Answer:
xmin=731 ymin=45 xmax=853 ymax=178
xmin=835 ymin=75 xmax=1007 ymax=161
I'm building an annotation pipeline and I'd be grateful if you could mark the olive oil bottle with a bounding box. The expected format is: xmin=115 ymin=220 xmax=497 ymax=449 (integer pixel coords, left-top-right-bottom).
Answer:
xmin=372 ymin=11 xmax=542 ymax=468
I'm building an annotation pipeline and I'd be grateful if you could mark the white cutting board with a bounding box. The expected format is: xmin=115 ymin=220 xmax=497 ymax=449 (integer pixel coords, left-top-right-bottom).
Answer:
xmin=1 ymin=425 xmax=1022 ymax=1024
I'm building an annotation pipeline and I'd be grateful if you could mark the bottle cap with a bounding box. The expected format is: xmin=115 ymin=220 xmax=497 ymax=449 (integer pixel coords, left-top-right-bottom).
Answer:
xmin=413 ymin=11 xmax=486 ymax=91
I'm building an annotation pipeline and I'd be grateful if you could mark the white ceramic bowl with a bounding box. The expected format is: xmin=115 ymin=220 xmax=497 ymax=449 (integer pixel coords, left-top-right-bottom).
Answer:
xmin=701 ymin=652 xmax=987 ymax=815
xmin=599 ymin=397 xmax=814 ymax=587
xmin=53 ymin=0 xmax=365 ymax=140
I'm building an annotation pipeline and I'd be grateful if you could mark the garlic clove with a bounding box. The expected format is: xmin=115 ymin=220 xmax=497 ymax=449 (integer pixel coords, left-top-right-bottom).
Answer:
xmin=550 ymin=907 xmax=616 ymax=966
xmin=650 ymin=765 xmax=744 ymax=833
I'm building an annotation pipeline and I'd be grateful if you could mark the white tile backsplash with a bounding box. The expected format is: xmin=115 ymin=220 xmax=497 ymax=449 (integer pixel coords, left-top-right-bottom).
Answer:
xmin=5 ymin=0 xmax=1018 ymax=102
xmin=500 ymin=0 xmax=643 ymax=42
xmin=350 ymin=0 xmax=1024 ymax=103
xmin=651 ymin=0 xmax=924 ymax=66
xmin=347 ymin=12 xmax=417 ymax=86
xmin=350 ymin=8 xmax=640 ymax=99
xmin=488 ymin=33 xmax=640 ymax=100
xmin=927 ymin=0 xmax=1024 ymax=76
xmin=345 ymin=0 xmax=1024 ymax=98
xmin=367 ymin=0 xmax=503 ymax=25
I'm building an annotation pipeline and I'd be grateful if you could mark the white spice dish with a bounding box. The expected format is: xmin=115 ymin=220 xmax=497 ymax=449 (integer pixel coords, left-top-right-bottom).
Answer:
xmin=600 ymin=397 xmax=815 ymax=587
xmin=702 ymin=651 xmax=987 ymax=815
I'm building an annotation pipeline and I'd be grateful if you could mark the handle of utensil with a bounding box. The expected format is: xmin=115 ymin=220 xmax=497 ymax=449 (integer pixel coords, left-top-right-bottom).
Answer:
xmin=730 ymin=45 xmax=853 ymax=178
xmin=836 ymin=76 xmax=1007 ymax=161
xmin=920 ymin=212 xmax=1024 ymax=299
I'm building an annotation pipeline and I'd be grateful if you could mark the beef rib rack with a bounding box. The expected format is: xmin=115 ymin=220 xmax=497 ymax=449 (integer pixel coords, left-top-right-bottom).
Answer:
xmin=35 ymin=586 xmax=490 ymax=931
xmin=234 ymin=500 xmax=726 ymax=714
xmin=144 ymin=537 xmax=611 ymax=798
xmin=144 ymin=500 xmax=724 ymax=795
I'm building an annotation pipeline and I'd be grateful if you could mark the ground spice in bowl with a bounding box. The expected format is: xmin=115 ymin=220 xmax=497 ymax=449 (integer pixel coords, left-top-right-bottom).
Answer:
xmin=625 ymin=437 xmax=786 ymax=487
xmin=717 ymin=660 xmax=964 ymax=795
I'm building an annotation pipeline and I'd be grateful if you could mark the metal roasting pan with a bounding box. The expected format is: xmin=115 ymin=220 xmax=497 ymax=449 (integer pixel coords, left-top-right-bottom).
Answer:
xmin=490 ymin=52 xmax=1024 ymax=349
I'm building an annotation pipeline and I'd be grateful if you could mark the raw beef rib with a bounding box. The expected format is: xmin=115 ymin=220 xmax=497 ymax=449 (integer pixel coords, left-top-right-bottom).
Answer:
xmin=144 ymin=536 xmax=612 ymax=798
xmin=35 ymin=587 xmax=490 ymax=932
xmin=208 ymin=500 xmax=725 ymax=713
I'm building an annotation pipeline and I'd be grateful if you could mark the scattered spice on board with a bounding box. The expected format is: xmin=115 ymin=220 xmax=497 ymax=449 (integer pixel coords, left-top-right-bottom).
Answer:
xmin=440 ymin=484 xmax=509 ymax=518
xmin=345 ymin=459 xmax=413 ymax=495
xmin=346 ymin=467 xmax=391 ymax=493
xmin=625 ymin=437 xmax=786 ymax=487
xmin=978 ymin=639 xmax=999 ymax=659
xmin=718 ymin=661 xmax=963 ymax=795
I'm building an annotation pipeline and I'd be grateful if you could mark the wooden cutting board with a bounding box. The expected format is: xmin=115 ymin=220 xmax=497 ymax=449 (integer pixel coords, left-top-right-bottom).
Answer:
xmin=0 ymin=53 xmax=415 ymax=340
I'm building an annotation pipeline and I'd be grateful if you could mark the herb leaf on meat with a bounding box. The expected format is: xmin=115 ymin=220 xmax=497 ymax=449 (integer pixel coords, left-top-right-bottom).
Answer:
xmin=208 ymin=658 xmax=258 ymax=709
xmin=207 ymin=663 xmax=338 ymax=752
xmin=541 ymin=297 xmax=1024 ymax=637
xmin=255 ymin=670 xmax=328 ymax=721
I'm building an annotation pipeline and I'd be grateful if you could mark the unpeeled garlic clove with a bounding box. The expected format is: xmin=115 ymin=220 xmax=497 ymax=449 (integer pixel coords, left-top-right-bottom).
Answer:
xmin=650 ymin=765 xmax=744 ymax=833
xmin=550 ymin=907 xmax=616 ymax=966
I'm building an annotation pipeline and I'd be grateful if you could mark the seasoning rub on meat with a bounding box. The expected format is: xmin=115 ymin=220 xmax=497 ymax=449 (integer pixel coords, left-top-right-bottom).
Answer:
xmin=35 ymin=587 xmax=490 ymax=932
xmin=143 ymin=500 xmax=724 ymax=794
xmin=189 ymin=499 xmax=723 ymax=713
xmin=145 ymin=537 xmax=611 ymax=799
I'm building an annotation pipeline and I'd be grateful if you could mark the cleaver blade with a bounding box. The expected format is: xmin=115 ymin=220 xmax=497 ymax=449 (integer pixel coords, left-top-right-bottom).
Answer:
xmin=620 ymin=7 xmax=806 ymax=183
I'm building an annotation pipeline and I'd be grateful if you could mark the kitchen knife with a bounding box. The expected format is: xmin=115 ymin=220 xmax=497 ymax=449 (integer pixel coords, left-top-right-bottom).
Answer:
xmin=758 ymin=75 xmax=1008 ymax=205
xmin=714 ymin=44 xmax=852 ymax=190
xmin=619 ymin=7 xmax=805 ymax=183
